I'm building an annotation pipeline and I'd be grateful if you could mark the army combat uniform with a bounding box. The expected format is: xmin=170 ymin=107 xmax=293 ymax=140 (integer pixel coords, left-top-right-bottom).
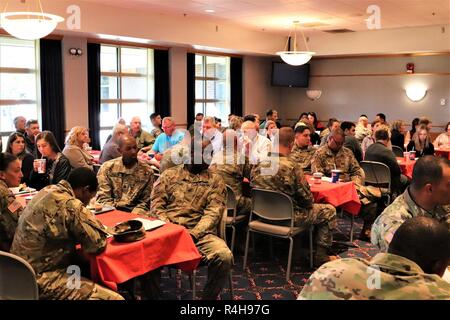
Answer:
xmin=0 ymin=180 xmax=24 ymax=250
xmin=150 ymin=164 xmax=233 ymax=299
xmin=298 ymin=253 xmax=450 ymax=300
xmin=371 ymin=188 xmax=450 ymax=252
xmin=97 ymin=157 xmax=154 ymax=214
xmin=290 ymin=144 xmax=316 ymax=173
xmin=159 ymin=143 xmax=190 ymax=174
xmin=132 ymin=129 xmax=156 ymax=151
xmin=251 ymin=153 xmax=336 ymax=253
xmin=11 ymin=180 xmax=123 ymax=300
xmin=209 ymin=149 xmax=252 ymax=215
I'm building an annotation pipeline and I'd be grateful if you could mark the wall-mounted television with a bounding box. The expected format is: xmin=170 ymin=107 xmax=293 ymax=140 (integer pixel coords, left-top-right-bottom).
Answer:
xmin=271 ymin=62 xmax=310 ymax=87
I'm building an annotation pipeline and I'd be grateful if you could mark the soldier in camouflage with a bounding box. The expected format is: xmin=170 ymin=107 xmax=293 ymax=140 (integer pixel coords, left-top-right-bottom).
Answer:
xmin=97 ymin=135 xmax=154 ymax=214
xmin=129 ymin=116 xmax=155 ymax=150
xmin=290 ymin=123 xmax=317 ymax=173
xmin=11 ymin=168 xmax=123 ymax=300
xmin=0 ymin=153 xmax=24 ymax=251
xmin=158 ymin=134 xmax=191 ymax=174
xmin=299 ymin=216 xmax=450 ymax=300
xmin=251 ymin=127 xmax=337 ymax=266
xmin=150 ymin=139 xmax=233 ymax=300
xmin=312 ymin=128 xmax=380 ymax=240
xmin=209 ymin=129 xmax=252 ymax=215
xmin=372 ymin=156 xmax=450 ymax=252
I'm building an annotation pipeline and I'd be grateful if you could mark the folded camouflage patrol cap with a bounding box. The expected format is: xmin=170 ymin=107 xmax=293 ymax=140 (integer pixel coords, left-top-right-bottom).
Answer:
xmin=108 ymin=220 xmax=146 ymax=243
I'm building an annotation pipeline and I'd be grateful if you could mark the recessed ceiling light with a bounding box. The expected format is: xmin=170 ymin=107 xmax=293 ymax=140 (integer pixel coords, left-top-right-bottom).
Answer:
xmin=205 ymin=9 xmax=215 ymax=13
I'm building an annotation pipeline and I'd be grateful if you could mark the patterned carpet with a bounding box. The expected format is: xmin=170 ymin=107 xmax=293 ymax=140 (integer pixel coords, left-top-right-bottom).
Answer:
xmin=157 ymin=214 xmax=380 ymax=300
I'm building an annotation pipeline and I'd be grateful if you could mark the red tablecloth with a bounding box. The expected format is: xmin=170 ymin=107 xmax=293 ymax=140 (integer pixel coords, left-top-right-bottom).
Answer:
xmin=307 ymin=177 xmax=361 ymax=216
xmin=435 ymin=147 xmax=450 ymax=160
xmin=397 ymin=157 xmax=415 ymax=179
xmin=90 ymin=211 xmax=201 ymax=291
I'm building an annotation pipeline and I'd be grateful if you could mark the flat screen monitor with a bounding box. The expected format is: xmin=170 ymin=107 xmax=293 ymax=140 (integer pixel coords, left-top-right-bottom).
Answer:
xmin=271 ymin=62 xmax=310 ymax=87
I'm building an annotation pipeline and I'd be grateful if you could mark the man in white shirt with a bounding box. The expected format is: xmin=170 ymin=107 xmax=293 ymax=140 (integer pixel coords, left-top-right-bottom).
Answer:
xmin=240 ymin=120 xmax=271 ymax=165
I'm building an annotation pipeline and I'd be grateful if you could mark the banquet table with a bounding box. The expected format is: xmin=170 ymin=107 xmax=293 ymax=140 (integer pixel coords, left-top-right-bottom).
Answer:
xmin=307 ymin=177 xmax=361 ymax=216
xmin=396 ymin=157 xmax=416 ymax=180
xmin=88 ymin=150 xmax=101 ymax=164
xmin=90 ymin=210 xmax=202 ymax=291
xmin=435 ymin=147 xmax=450 ymax=160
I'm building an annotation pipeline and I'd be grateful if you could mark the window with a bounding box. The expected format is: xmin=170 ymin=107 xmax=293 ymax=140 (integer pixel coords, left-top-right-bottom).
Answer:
xmin=0 ymin=36 xmax=40 ymax=151
xmin=100 ymin=45 xmax=154 ymax=146
xmin=195 ymin=54 xmax=230 ymax=126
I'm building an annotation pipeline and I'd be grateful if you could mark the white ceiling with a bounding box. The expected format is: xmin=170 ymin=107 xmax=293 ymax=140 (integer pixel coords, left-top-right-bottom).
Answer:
xmin=86 ymin=0 xmax=450 ymax=34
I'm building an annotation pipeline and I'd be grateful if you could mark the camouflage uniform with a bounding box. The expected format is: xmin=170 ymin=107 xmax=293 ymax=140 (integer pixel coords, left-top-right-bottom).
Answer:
xmin=159 ymin=143 xmax=190 ymax=174
xmin=150 ymin=164 xmax=233 ymax=300
xmin=150 ymin=127 xmax=162 ymax=138
xmin=132 ymin=129 xmax=155 ymax=150
xmin=209 ymin=149 xmax=252 ymax=215
xmin=371 ymin=188 xmax=450 ymax=252
xmin=298 ymin=253 xmax=450 ymax=300
xmin=251 ymin=154 xmax=336 ymax=249
xmin=0 ymin=180 xmax=24 ymax=250
xmin=97 ymin=157 xmax=154 ymax=214
xmin=290 ymin=144 xmax=316 ymax=173
xmin=311 ymin=145 xmax=379 ymax=222
xmin=11 ymin=180 xmax=123 ymax=300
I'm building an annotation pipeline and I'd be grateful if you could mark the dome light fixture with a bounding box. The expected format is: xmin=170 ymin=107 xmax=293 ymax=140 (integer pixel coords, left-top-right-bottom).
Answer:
xmin=277 ymin=21 xmax=315 ymax=66
xmin=405 ymin=84 xmax=427 ymax=102
xmin=0 ymin=0 xmax=64 ymax=40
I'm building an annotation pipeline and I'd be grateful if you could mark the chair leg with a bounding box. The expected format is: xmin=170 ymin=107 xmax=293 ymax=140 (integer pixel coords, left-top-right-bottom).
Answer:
xmin=243 ymin=229 xmax=251 ymax=271
xmin=349 ymin=215 xmax=354 ymax=242
xmin=286 ymin=237 xmax=294 ymax=282
xmin=191 ymin=270 xmax=196 ymax=299
xmin=230 ymin=225 xmax=236 ymax=254
xmin=339 ymin=207 xmax=344 ymax=218
xmin=309 ymin=227 xmax=314 ymax=269
xmin=228 ymin=270 xmax=234 ymax=300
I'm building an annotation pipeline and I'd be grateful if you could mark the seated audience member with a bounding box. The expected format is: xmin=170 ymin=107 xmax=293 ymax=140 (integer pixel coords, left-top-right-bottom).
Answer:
xmin=6 ymin=132 xmax=34 ymax=185
xmin=215 ymin=117 xmax=224 ymax=132
xmin=104 ymin=118 xmax=127 ymax=145
xmin=312 ymin=128 xmax=379 ymax=239
xmin=14 ymin=116 xmax=26 ymax=135
xmin=308 ymin=112 xmax=325 ymax=131
xmin=228 ymin=116 xmax=243 ymax=131
xmin=405 ymin=117 xmax=420 ymax=146
xmin=149 ymin=112 xmax=163 ymax=138
xmin=355 ymin=115 xmax=371 ymax=143
xmin=240 ymin=120 xmax=271 ymax=164
xmin=341 ymin=121 xmax=363 ymax=162
xmin=296 ymin=112 xmax=309 ymax=126
xmin=372 ymin=156 xmax=450 ymax=252
xmin=251 ymin=127 xmax=337 ymax=266
xmin=150 ymin=138 xmax=233 ymax=300
xmin=434 ymin=121 xmax=450 ymax=148
xmin=375 ymin=113 xmax=387 ymax=125
xmin=99 ymin=123 xmax=128 ymax=164
xmin=158 ymin=134 xmax=191 ymax=173
xmin=202 ymin=116 xmax=223 ymax=155
xmin=390 ymin=120 xmax=406 ymax=151
xmin=290 ymin=123 xmax=316 ymax=172
xmin=210 ymin=129 xmax=251 ymax=215
xmin=129 ymin=116 xmax=155 ymax=150
xmin=62 ymin=126 xmax=94 ymax=170
xmin=264 ymin=120 xmax=278 ymax=142
xmin=319 ymin=118 xmax=340 ymax=144
xmin=418 ymin=117 xmax=432 ymax=131
xmin=260 ymin=109 xmax=279 ymax=129
xmin=365 ymin=129 xmax=408 ymax=195
xmin=97 ymin=135 xmax=154 ymax=214
xmin=0 ymin=153 xmax=24 ymax=251
xmin=252 ymin=113 xmax=261 ymax=127
xmin=361 ymin=120 xmax=390 ymax=157
xmin=299 ymin=216 xmax=450 ymax=300
xmin=29 ymin=131 xmax=72 ymax=191
xmin=188 ymin=113 xmax=204 ymax=136
xmin=406 ymin=125 xmax=434 ymax=157
xmin=11 ymin=168 xmax=123 ymax=300
xmin=24 ymin=119 xmax=41 ymax=157
xmin=148 ymin=117 xmax=185 ymax=161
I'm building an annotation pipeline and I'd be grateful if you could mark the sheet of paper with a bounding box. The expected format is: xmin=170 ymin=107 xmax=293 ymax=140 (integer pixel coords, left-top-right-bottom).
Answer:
xmin=321 ymin=176 xmax=333 ymax=183
xmin=132 ymin=218 xmax=166 ymax=231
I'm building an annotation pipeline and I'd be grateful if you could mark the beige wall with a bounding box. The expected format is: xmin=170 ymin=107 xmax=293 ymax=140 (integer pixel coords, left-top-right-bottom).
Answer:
xmin=279 ymin=55 xmax=450 ymax=129
xmin=62 ymin=36 xmax=89 ymax=130
xmin=243 ymin=56 xmax=282 ymax=118
xmin=169 ymin=47 xmax=188 ymax=128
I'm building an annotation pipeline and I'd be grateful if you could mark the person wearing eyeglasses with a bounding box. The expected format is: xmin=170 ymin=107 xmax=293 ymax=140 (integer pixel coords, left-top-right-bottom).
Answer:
xmin=312 ymin=128 xmax=379 ymax=240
